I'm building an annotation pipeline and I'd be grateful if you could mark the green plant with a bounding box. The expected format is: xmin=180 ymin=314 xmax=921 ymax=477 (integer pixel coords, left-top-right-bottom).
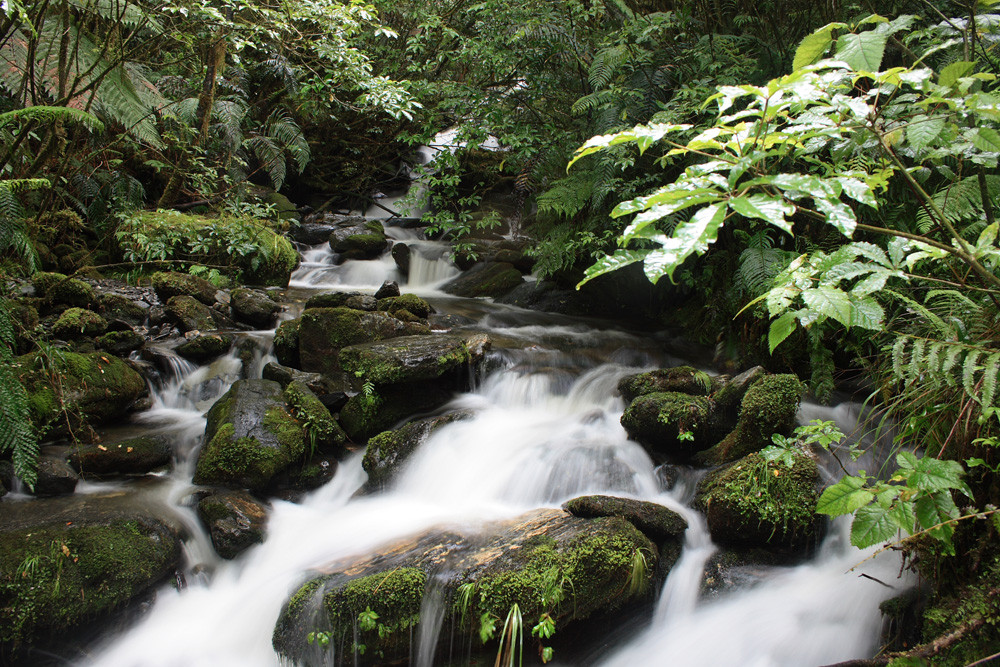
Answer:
xmin=0 ymin=298 xmax=38 ymax=489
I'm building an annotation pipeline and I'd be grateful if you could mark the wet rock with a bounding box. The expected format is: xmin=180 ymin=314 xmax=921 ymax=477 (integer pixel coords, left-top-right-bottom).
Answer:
xmin=391 ymin=242 xmax=410 ymax=277
xmin=339 ymin=332 xmax=491 ymax=386
xmin=69 ymin=435 xmax=172 ymax=476
xmin=562 ymin=495 xmax=688 ymax=542
xmin=0 ymin=461 xmax=12 ymax=496
xmin=0 ymin=493 xmax=182 ymax=645
xmin=193 ymin=379 xmax=306 ymax=492
xmin=618 ymin=366 xmax=720 ymax=402
xmin=374 ymin=280 xmax=400 ymax=299
xmin=297 ymin=307 xmax=410 ymax=376
xmin=376 ymin=293 xmax=431 ymax=319
xmin=454 ymin=239 xmax=535 ymax=273
xmin=283 ymin=381 xmax=347 ymax=452
xmin=695 ymin=449 xmax=821 ymax=552
xmin=694 ymin=374 xmax=803 ymax=467
xmin=175 ymin=333 xmax=233 ymax=363
xmin=339 ymin=381 xmax=455 ymax=442
xmin=230 ymin=287 xmax=280 ymax=328
xmin=165 ymin=295 xmax=218 ymax=333
xmin=304 ymin=291 xmax=363 ymax=309
xmin=273 ymin=508 xmax=658 ymax=666
xmin=329 ymin=220 xmax=388 ymax=261
xmin=16 ymin=350 xmax=147 ymax=438
xmin=51 ymin=307 xmax=108 ymax=338
xmin=495 ymin=280 xmax=599 ymax=317
xmin=96 ymin=329 xmax=145 ymax=356
xmin=32 ymin=456 xmax=79 ymax=496
xmin=271 ymin=453 xmax=339 ymax=496
xmin=442 ymin=261 xmax=524 ymax=298
xmin=197 ymin=490 xmax=269 ymax=559
xmin=97 ymin=293 xmax=148 ymax=326
xmin=32 ymin=272 xmax=98 ymax=310
xmin=362 ymin=412 xmax=472 ymax=489
xmin=700 ymin=548 xmax=785 ymax=598
xmin=343 ymin=294 xmax=377 ymax=311
xmin=291 ymin=222 xmax=337 ymax=245
xmin=262 ymin=362 xmax=351 ymax=401
xmin=273 ymin=318 xmax=300 ymax=367
xmin=620 ymin=392 xmax=715 ymax=460
xmin=151 ymin=271 xmax=219 ymax=306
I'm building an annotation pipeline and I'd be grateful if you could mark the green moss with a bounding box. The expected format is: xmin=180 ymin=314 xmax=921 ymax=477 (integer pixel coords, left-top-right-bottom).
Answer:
xmin=273 ymin=317 xmax=301 ymax=367
xmin=52 ymin=307 xmax=108 ymax=338
xmin=194 ymin=420 xmax=298 ymax=491
xmin=618 ymin=367 xmax=715 ymax=401
xmin=620 ymin=391 xmax=713 ymax=456
xmin=283 ymin=381 xmax=345 ymax=451
xmin=376 ymin=294 xmax=431 ymax=319
xmin=920 ymin=554 xmax=1000 ymax=665
xmin=263 ymin=406 xmax=307 ymax=454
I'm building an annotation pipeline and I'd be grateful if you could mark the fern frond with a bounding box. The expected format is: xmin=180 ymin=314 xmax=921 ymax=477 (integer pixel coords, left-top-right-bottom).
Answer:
xmin=536 ymin=172 xmax=595 ymax=220
xmin=246 ymin=134 xmax=287 ymax=190
xmin=0 ymin=105 xmax=104 ymax=132
xmin=983 ymin=351 xmax=1000 ymax=407
xmin=963 ymin=349 xmax=983 ymax=399
xmin=0 ymin=300 xmax=37 ymax=489
xmin=265 ymin=110 xmax=310 ymax=173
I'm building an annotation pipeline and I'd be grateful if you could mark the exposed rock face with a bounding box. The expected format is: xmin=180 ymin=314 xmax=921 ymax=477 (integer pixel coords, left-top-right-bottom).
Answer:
xmin=297 ymin=307 xmax=410 ymax=376
xmin=0 ymin=493 xmax=182 ymax=645
xmin=230 ymin=287 xmax=280 ymax=328
xmin=562 ymin=495 xmax=688 ymax=542
xmin=193 ymin=379 xmax=306 ymax=492
xmin=197 ymin=490 xmax=269 ymax=559
xmin=273 ymin=508 xmax=662 ymax=666
xmin=69 ymin=435 xmax=173 ymax=476
xmin=151 ymin=271 xmax=219 ymax=306
xmin=339 ymin=332 xmax=491 ymax=385
xmin=442 ymin=261 xmax=524 ymax=298
xmin=362 ymin=412 xmax=472 ymax=489
xmin=329 ymin=220 xmax=388 ymax=261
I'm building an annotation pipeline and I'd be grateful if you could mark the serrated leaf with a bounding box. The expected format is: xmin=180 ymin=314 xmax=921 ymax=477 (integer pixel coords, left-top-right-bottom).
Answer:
xmin=817 ymin=475 xmax=875 ymax=516
xmin=851 ymin=271 xmax=890 ymax=296
xmin=814 ymin=197 xmax=858 ymax=237
xmin=914 ymin=490 xmax=959 ymax=552
xmin=728 ymin=193 xmax=796 ymax=233
xmin=769 ymin=312 xmax=797 ymax=353
xmin=939 ymin=61 xmax=976 ymax=88
xmin=836 ymin=31 xmax=889 ymax=71
xmin=835 ymin=177 xmax=878 ymax=208
xmin=906 ymin=115 xmax=946 ymax=151
xmin=850 ymin=297 xmax=884 ymax=330
xmin=964 ymin=349 xmax=984 ymax=400
xmin=850 ymin=503 xmax=899 ymax=548
xmin=642 ymin=203 xmax=728 ymax=283
xmin=907 ymin=456 xmax=968 ymax=494
xmin=971 ymin=127 xmax=1000 ymax=153
xmin=794 ymin=26 xmax=834 ymax=70
xmin=802 ymin=286 xmax=853 ymax=327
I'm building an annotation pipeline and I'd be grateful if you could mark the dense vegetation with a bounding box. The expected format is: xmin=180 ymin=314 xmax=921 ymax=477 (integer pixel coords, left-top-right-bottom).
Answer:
xmin=3 ymin=0 xmax=1000 ymax=663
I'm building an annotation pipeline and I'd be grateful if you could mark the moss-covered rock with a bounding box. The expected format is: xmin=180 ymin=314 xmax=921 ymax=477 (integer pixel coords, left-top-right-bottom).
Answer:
xmin=304 ymin=291 xmax=362 ymax=310
xmin=618 ymin=366 xmax=719 ymax=402
xmin=165 ymin=295 xmax=218 ymax=333
xmin=97 ymin=293 xmax=147 ymax=325
xmin=562 ymin=495 xmax=688 ymax=542
xmin=16 ymin=350 xmax=147 ymax=437
xmin=339 ymin=332 xmax=490 ymax=386
xmin=362 ymin=412 xmax=471 ymax=489
xmin=297 ymin=307 xmax=409 ymax=376
xmin=175 ymin=333 xmax=232 ymax=363
xmin=442 ymin=261 xmax=524 ymax=298
xmin=919 ymin=553 xmax=1000 ymax=665
xmin=96 ymin=329 xmax=145 ymax=356
xmin=151 ymin=271 xmax=219 ymax=306
xmin=230 ymin=287 xmax=280 ymax=328
xmin=197 ymin=490 xmax=269 ymax=559
xmin=273 ymin=508 xmax=659 ymax=666
xmin=329 ymin=220 xmax=388 ymax=261
xmin=193 ymin=379 xmax=306 ymax=491
xmin=696 ymin=449 xmax=820 ymax=552
xmin=273 ymin=318 xmax=300 ymax=368
xmin=0 ymin=500 xmax=181 ymax=646
xmin=52 ymin=307 xmax=108 ymax=338
xmin=283 ymin=381 xmax=346 ymax=453
xmin=376 ymin=293 xmax=431 ymax=319
xmin=620 ymin=391 xmax=715 ymax=460
xmin=69 ymin=435 xmax=172 ymax=476
xmin=339 ymin=381 xmax=456 ymax=443
xmin=32 ymin=272 xmax=97 ymax=310
xmin=694 ymin=374 xmax=803 ymax=467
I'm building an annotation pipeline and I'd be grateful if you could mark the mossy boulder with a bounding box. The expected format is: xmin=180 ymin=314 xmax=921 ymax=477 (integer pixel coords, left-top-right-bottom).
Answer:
xmin=193 ymin=379 xmax=306 ymax=492
xmin=165 ymin=295 xmax=218 ymax=333
xmin=96 ymin=329 xmax=145 ymax=356
xmin=52 ymin=308 xmax=108 ymax=338
xmin=32 ymin=272 xmax=97 ymax=310
xmin=69 ymin=435 xmax=172 ymax=476
xmin=362 ymin=412 xmax=472 ymax=489
xmin=197 ymin=490 xmax=269 ymax=559
xmin=283 ymin=381 xmax=346 ymax=452
xmin=175 ymin=333 xmax=233 ymax=363
xmin=339 ymin=332 xmax=490 ymax=386
xmin=562 ymin=495 xmax=688 ymax=542
xmin=618 ymin=366 xmax=719 ymax=402
xmin=0 ymin=496 xmax=181 ymax=646
xmin=297 ymin=307 xmax=410 ymax=376
xmin=273 ymin=508 xmax=659 ymax=666
xmin=339 ymin=381 xmax=456 ymax=443
xmin=304 ymin=291 xmax=363 ymax=309
xmin=273 ymin=318 xmax=300 ymax=368
xmin=620 ymin=391 xmax=715 ymax=460
xmin=230 ymin=287 xmax=280 ymax=328
xmin=16 ymin=350 xmax=147 ymax=437
xmin=263 ymin=362 xmax=351 ymax=407
xmin=442 ymin=261 xmax=524 ymax=298
xmin=97 ymin=293 xmax=147 ymax=325
xmin=151 ymin=271 xmax=219 ymax=306
xmin=329 ymin=220 xmax=388 ymax=260
xmin=694 ymin=374 xmax=803 ymax=467
xmin=376 ymin=293 xmax=431 ymax=319
xmin=696 ymin=449 xmax=821 ymax=552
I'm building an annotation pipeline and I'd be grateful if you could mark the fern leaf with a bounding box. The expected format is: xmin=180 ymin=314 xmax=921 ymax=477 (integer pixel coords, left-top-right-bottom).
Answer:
xmin=963 ymin=349 xmax=983 ymax=400
xmin=907 ymin=338 xmax=926 ymax=383
xmin=941 ymin=344 xmax=964 ymax=387
xmin=924 ymin=341 xmax=943 ymax=386
xmin=892 ymin=335 xmax=909 ymax=379
xmin=983 ymin=351 xmax=1000 ymax=408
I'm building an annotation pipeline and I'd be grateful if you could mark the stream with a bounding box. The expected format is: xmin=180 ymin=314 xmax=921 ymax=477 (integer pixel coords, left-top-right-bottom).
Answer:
xmin=37 ymin=217 xmax=908 ymax=666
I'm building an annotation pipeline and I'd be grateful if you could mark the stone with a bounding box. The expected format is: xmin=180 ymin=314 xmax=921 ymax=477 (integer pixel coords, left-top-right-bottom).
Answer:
xmin=329 ymin=220 xmax=388 ymax=261
xmin=562 ymin=495 xmax=688 ymax=542
xmin=52 ymin=307 xmax=108 ymax=338
xmin=442 ymin=261 xmax=524 ymax=298
xmin=620 ymin=392 xmax=716 ymax=460
xmin=283 ymin=381 xmax=347 ymax=452
xmin=166 ymin=295 xmax=218 ymax=333
xmin=339 ymin=332 xmax=491 ymax=386
xmin=376 ymin=294 xmax=432 ymax=319
xmin=273 ymin=318 xmax=300 ymax=368
xmin=297 ymin=307 xmax=410 ymax=376
xmin=290 ymin=223 xmax=337 ymax=245
xmin=391 ymin=243 xmax=410 ymax=277
xmin=362 ymin=412 xmax=472 ymax=489
xmin=175 ymin=333 xmax=233 ymax=363
xmin=374 ymin=280 xmax=400 ymax=299
xmin=617 ymin=366 xmax=720 ymax=402
xmin=197 ymin=490 xmax=269 ymax=559
xmin=230 ymin=287 xmax=280 ymax=328
xmin=96 ymin=329 xmax=146 ymax=356
xmin=151 ymin=271 xmax=219 ymax=306
xmin=339 ymin=381 xmax=455 ymax=443
xmin=31 ymin=456 xmax=79 ymax=496
xmin=304 ymin=291 xmax=363 ymax=310
xmin=69 ymin=435 xmax=172 ymax=476
xmin=97 ymin=293 xmax=148 ymax=326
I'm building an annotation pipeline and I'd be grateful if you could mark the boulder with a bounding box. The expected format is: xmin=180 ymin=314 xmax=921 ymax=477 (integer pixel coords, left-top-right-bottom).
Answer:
xmin=176 ymin=333 xmax=233 ymax=363
xmin=33 ymin=273 xmax=98 ymax=310
xmin=562 ymin=495 xmax=688 ymax=542
xmin=291 ymin=222 xmax=337 ymax=245
xmin=283 ymin=381 xmax=347 ymax=453
xmin=617 ymin=366 xmax=720 ymax=402
xmin=304 ymin=291 xmax=363 ymax=309
xmin=373 ymin=280 xmax=400 ymax=299
xmin=329 ymin=220 xmax=388 ymax=261
xmin=31 ymin=455 xmax=79 ymax=496
xmin=339 ymin=381 xmax=456 ymax=443
xmin=262 ymin=362 xmax=351 ymax=404
xmin=297 ymin=308 xmax=409 ymax=376
xmin=16 ymin=350 xmax=147 ymax=437
xmin=376 ymin=293 xmax=431 ymax=319
xmin=339 ymin=332 xmax=491 ymax=386
xmin=442 ymin=261 xmax=524 ymax=298
xmin=165 ymin=295 xmax=218 ymax=333
xmin=69 ymin=435 xmax=172 ymax=476
xmin=151 ymin=271 xmax=219 ymax=306
xmin=230 ymin=287 xmax=280 ymax=328
xmin=343 ymin=294 xmax=377 ymax=311
xmin=97 ymin=293 xmax=148 ymax=326
xmin=96 ymin=329 xmax=145 ymax=356
xmin=620 ymin=392 xmax=715 ymax=460
xmin=696 ymin=449 xmax=821 ymax=552
xmin=193 ymin=379 xmax=306 ymax=491
xmin=454 ymin=239 xmax=535 ymax=273
xmin=273 ymin=318 xmax=300 ymax=368
xmin=694 ymin=374 xmax=803 ymax=467
xmin=52 ymin=307 xmax=108 ymax=338
xmin=197 ymin=490 xmax=269 ymax=559
xmin=362 ymin=412 xmax=471 ymax=489
xmin=273 ymin=508 xmax=659 ymax=666
xmin=391 ymin=243 xmax=410 ymax=277
xmin=0 ymin=493 xmax=181 ymax=645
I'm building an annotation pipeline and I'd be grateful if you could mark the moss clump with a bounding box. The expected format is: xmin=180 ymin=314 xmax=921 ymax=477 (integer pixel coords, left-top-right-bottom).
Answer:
xmin=283 ymin=381 xmax=346 ymax=452
xmin=52 ymin=307 xmax=108 ymax=338
xmin=697 ymin=450 xmax=819 ymax=551
xmin=376 ymin=294 xmax=431 ymax=319
xmin=919 ymin=554 xmax=1000 ymax=665
xmin=151 ymin=271 xmax=218 ymax=305
xmin=297 ymin=308 xmax=406 ymax=376
xmin=273 ymin=317 xmax=301 ymax=368
xmin=325 ymin=568 xmax=425 ymax=655
xmin=0 ymin=518 xmax=179 ymax=645
xmin=618 ymin=366 xmax=716 ymax=402
xmin=176 ymin=334 xmax=232 ymax=362
xmin=620 ymin=391 xmax=713 ymax=458
xmin=97 ymin=293 xmax=147 ymax=324
xmin=166 ymin=295 xmax=218 ymax=332
xmin=33 ymin=272 xmax=97 ymax=309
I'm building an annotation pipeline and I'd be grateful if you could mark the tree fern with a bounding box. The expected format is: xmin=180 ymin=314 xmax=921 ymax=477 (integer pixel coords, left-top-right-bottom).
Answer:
xmin=265 ymin=110 xmax=310 ymax=173
xmin=0 ymin=298 xmax=38 ymax=490
xmin=0 ymin=106 xmax=104 ymax=132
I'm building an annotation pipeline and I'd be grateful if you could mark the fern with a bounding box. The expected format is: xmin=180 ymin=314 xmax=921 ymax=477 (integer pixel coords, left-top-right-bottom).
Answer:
xmin=0 ymin=299 xmax=38 ymax=490
xmin=891 ymin=335 xmax=1000 ymax=408
xmin=536 ymin=172 xmax=595 ymax=220
xmin=0 ymin=106 xmax=104 ymax=132
xmin=914 ymin=175 xmax=1000 ymax=235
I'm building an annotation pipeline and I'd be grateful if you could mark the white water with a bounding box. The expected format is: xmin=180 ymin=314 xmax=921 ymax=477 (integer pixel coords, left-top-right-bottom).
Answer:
xmin=83 ymin=231 xmax=907 ymax=667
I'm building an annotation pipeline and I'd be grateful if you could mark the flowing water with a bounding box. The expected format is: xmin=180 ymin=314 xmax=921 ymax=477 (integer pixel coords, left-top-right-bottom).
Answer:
xmin=61 ymin=220 xmax=910 ymax=666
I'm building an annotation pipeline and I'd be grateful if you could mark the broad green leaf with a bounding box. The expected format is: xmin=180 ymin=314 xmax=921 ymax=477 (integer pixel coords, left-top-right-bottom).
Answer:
xmin=850 ymin=503 xmax=899 ymax=548
xmin=835 ymin=31 xmax=888 ymax=72
xmin=578 ymin=249 xmax=649 ymax=288
xmin=908 ymin=457 xmax=972 ymax=498
xmin=817 ymin=475 xmax=875 ymax=516
xmin=914 ymin=490 xmax=959 ymax=552
xmin=896 ymin=450 xmax=919 ymax=471
xmin=802 ymin=286 xmax=853 ymax=327
xmin=905 ymin=115 xmax=946 ymax=151
xmin=939 ymin=61 xmax=976 ymax=88
xmin=850 ymin=297 xmax=885 ymax=330
xmin=642 ymin=203 xmax=728 ymax=284
xmin=769 ymin=312 xmax=797 ymax=353
xmin=794 ymin=26 xmax=834 ymax=70
xmin=971 ymin=127 xmax=1000 ymax=153
xmin=835 ymin=177 xmax=878 ymax=208
xmin=814 ymin=197 xmax=857 ymax=237
xmin=727 ymin=194 xmax=796 ymax=234
xmin=822 ymin=261 xmax=876 ymax=285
